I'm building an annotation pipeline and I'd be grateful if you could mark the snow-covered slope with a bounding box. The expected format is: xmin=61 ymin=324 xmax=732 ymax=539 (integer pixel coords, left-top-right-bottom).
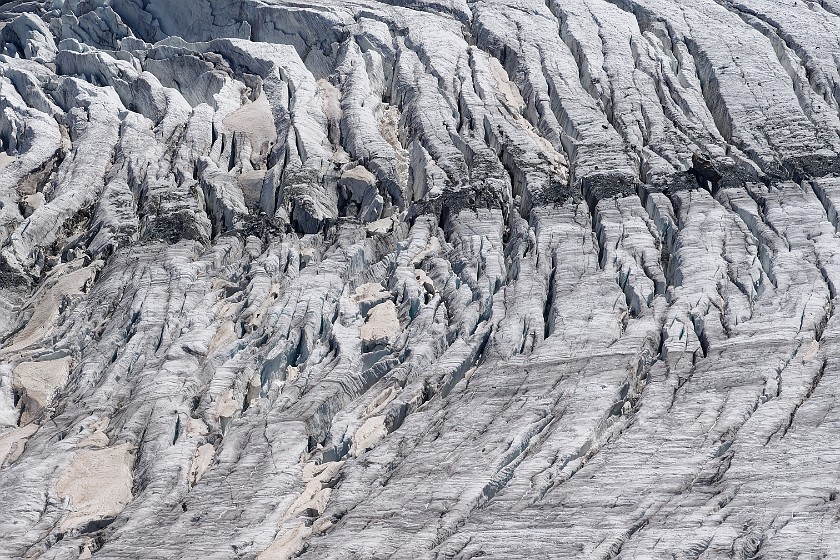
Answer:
xmin=1 ymin=0 xmax=840 ymax=557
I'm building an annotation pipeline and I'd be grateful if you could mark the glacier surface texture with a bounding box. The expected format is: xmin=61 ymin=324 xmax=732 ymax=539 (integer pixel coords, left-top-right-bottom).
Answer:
xmin=1 ymin=0 xmax=840 ymax=558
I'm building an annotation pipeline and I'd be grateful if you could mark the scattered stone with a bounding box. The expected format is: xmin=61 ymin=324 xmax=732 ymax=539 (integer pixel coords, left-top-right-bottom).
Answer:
xmin=359 ymin=300 xmax=400 ymax=350
xmin=55 ymin=443 xmax=134 ymax=532
xmin=11 ymin=357 xmax=71 ymax=425
xmin=353 ymin=282 xmax=391 ymax=315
